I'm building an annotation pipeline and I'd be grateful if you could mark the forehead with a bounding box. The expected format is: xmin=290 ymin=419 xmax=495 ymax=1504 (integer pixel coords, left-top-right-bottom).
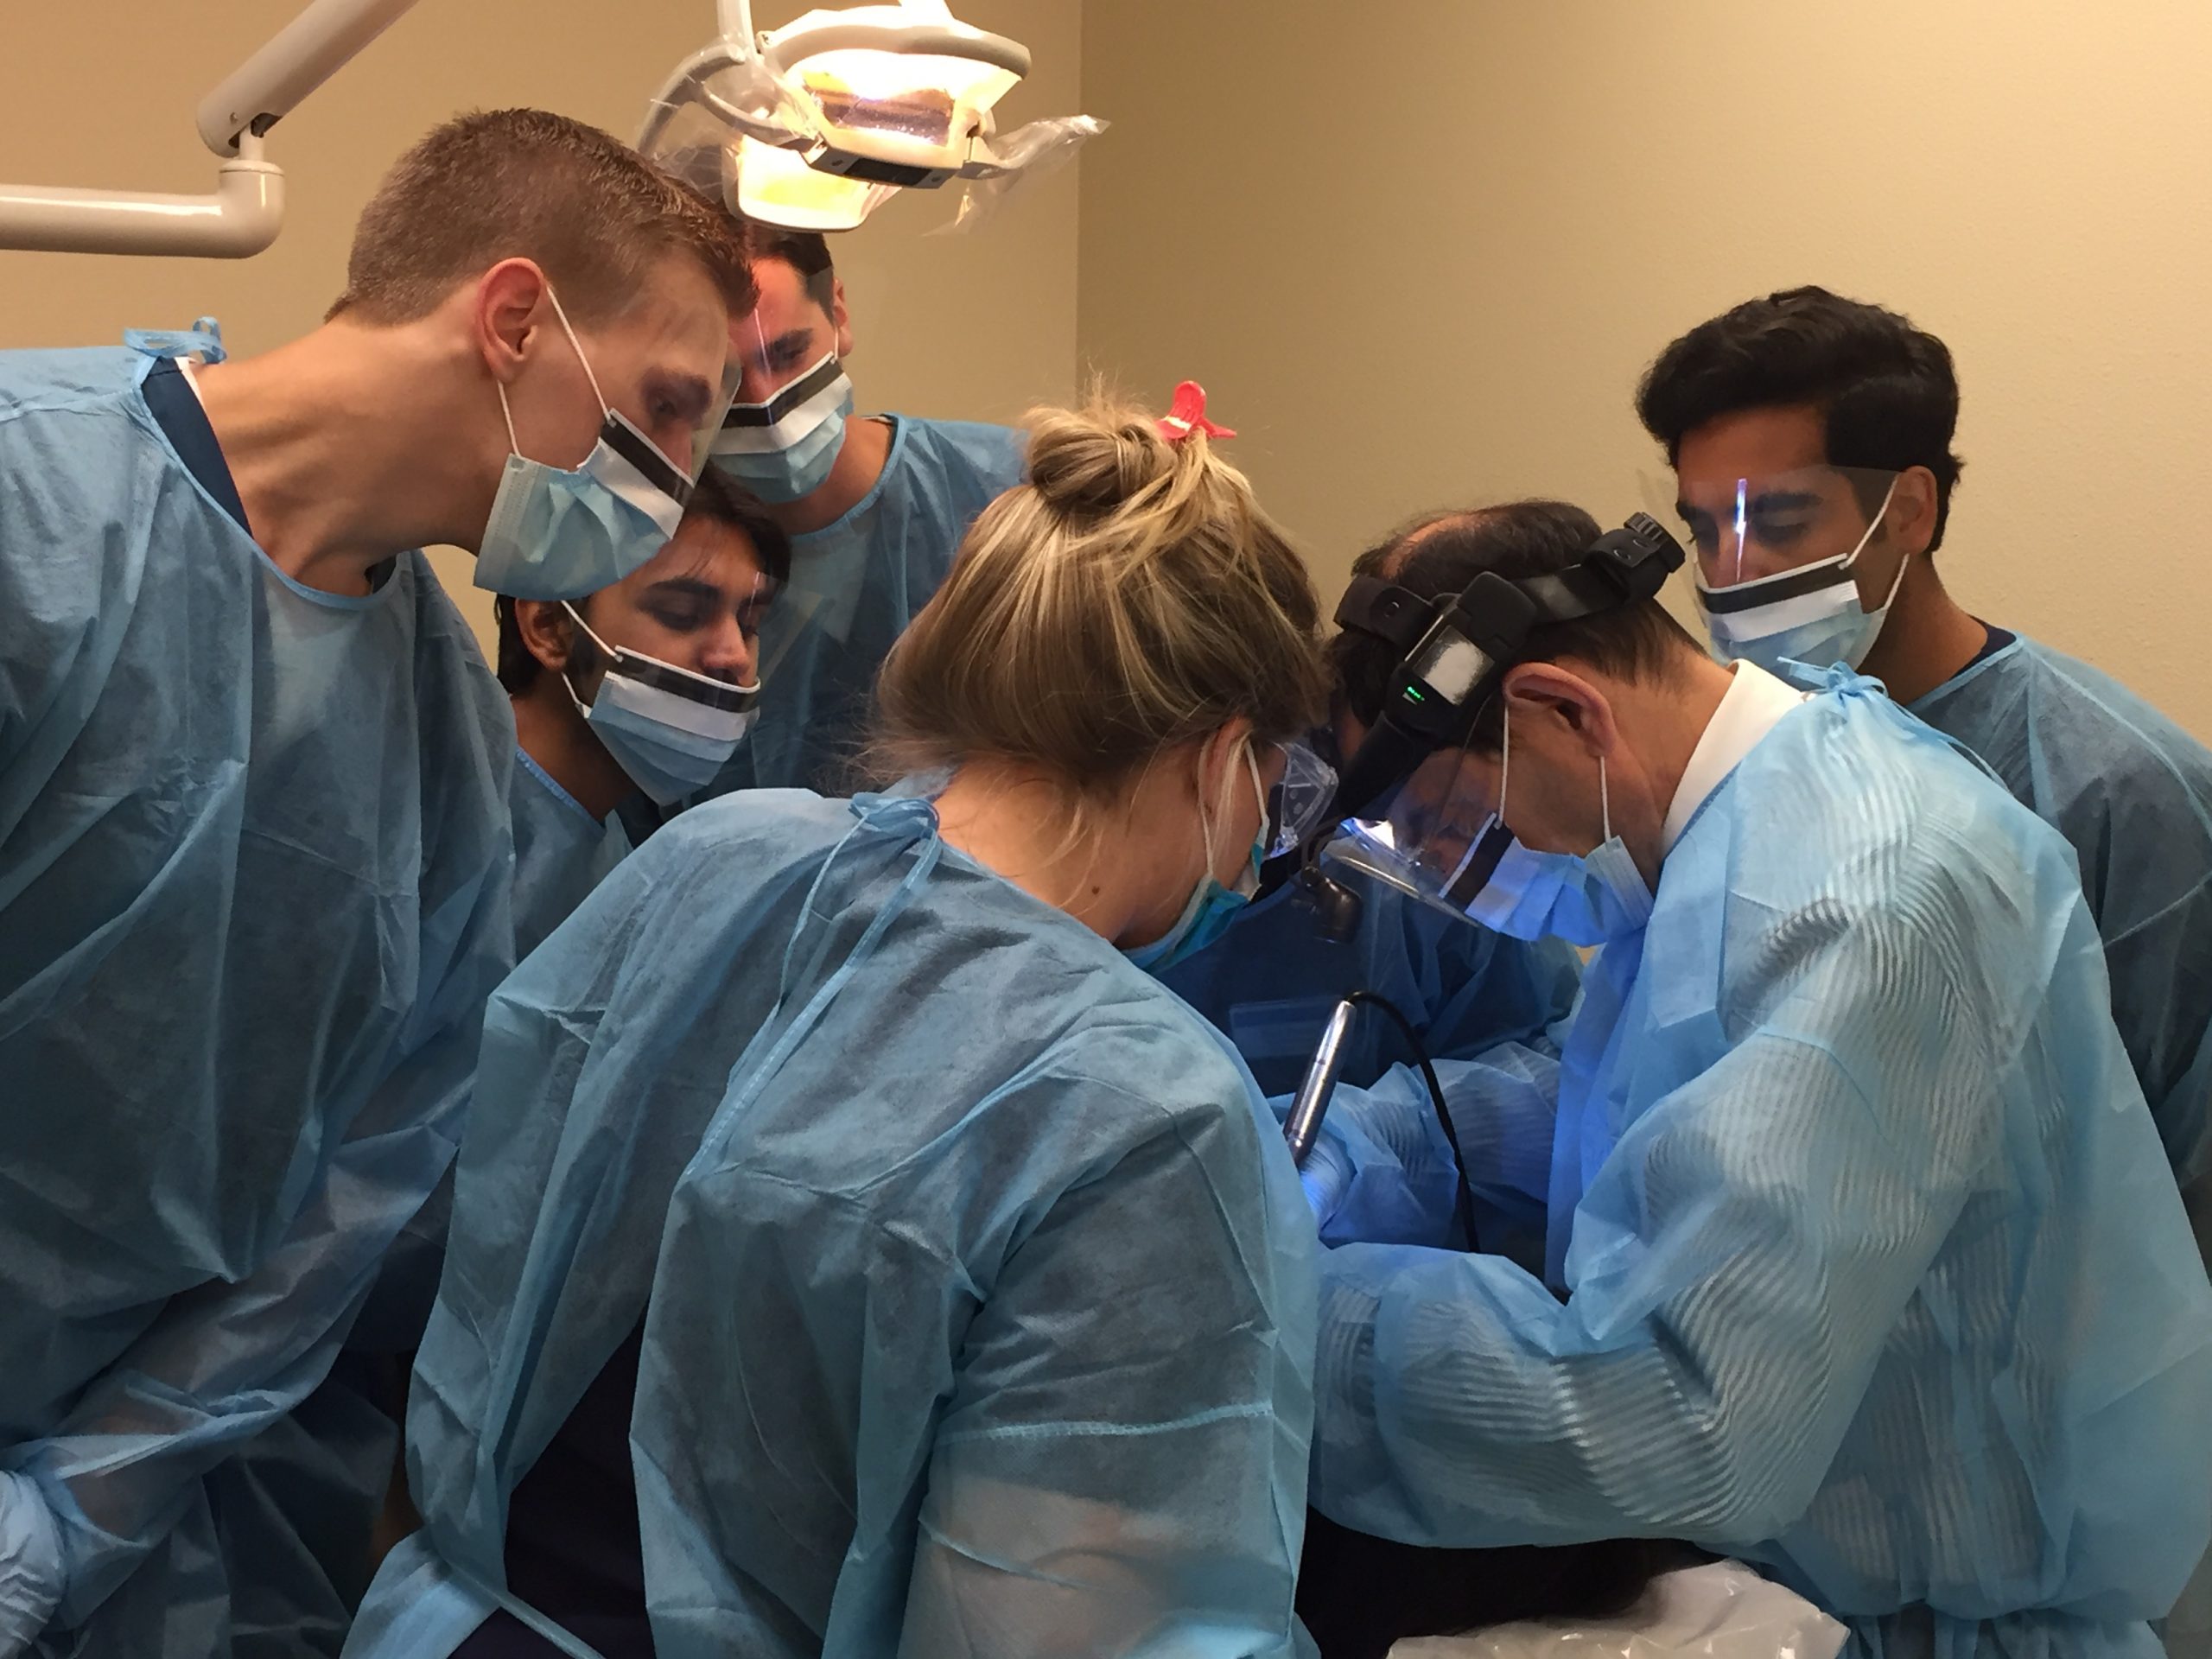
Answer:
xmin=743 ymin=256 xmax=832 ymax=330
xmin=614 ymin=514 xmax=767 ymax=596
xmin=1674 ymin=404 xmax=1827 ymax=486
xmin=594 ymin=256 xmax=731 ymax=370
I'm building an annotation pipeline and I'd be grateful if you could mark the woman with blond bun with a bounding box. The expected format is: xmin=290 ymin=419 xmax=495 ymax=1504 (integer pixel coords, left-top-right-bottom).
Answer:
xmin=345 ymin=390 xmax=1332 ymax=1659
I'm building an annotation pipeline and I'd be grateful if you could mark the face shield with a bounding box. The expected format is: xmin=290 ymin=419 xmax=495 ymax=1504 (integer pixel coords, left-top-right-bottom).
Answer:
xmin=1319 ymin=745 xmax=1509 ymax=924
xmin=1646 ymin=465 xmax=1906 ymax=673
xmin=637 ymin=1 xmax=1103 ymax=235
xmin=708 ymin=307 xmax=857 ymax=502
xmin=1264 ymin=740 xmax=1340 ymax=861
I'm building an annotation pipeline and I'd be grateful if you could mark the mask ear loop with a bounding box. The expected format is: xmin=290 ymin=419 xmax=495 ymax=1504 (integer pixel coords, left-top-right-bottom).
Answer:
xmin=1839 ymin=474 xmax=1901 ymax=574
xmin=497 ymin=283 xmax=605 ymax=464
xmin=1599 ymin=753 xmax=1612 ymax=846
xmin=556 ymin=601 xmax=612 ymax=719
xmin=542 ymin=284 xmax=613 ymax=416
xmin=1853 ymin=476 xmax=1910 ymax=613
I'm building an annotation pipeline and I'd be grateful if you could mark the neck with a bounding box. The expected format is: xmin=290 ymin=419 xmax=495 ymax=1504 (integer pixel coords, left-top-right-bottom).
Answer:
xmin=194 ymin=318 xmax=502 ymax=595
xmin=1855 ymin=557 xmax=1988 ymax=705
xmin=759 ymin=414 xmax=893 ymax=537
xmin=513 ymin=678 xmax=634 ymax=822
xmin=933 ymin=760 xmax=1182 ymax=944
xmin=1613 ymin=654 xmax=1736 ymax=886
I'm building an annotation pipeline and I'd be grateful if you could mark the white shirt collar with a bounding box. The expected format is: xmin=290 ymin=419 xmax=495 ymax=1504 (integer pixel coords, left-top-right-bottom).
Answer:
xmin=1660 ymin=661 xmax=1810 ymax=853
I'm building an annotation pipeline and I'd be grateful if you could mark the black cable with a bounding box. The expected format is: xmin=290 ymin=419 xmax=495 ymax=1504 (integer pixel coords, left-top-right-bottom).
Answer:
xmin=1343 ymin=991 xmax=1479 ymax=1254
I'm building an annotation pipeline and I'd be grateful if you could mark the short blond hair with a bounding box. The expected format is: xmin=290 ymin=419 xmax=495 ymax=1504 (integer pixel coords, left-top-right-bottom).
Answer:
xmin=876 ymin=395 xmax=1326 ymax=810
xmin=329 ymin=109 xmax=754 ymax=326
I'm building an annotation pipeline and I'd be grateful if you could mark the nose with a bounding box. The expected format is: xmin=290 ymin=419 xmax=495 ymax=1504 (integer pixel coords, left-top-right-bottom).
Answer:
xmin=1704 ymin=522 xmax=1748 ymax=586
xmin=696 ymin=611 xmax=758 ymax=684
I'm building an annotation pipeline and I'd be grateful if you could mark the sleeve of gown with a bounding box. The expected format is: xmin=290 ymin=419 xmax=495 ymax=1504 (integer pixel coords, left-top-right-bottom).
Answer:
xmin=897 ymin=1084 xmax=1313 ymax=1659
xmin=9 ymin=828 xmax=516 ymax=1631
xmin=1416 ymin=917 xmax=1581 ymax=1063
xmin=1309 ymin=904 xmax=1997 ymax=1549
xmin=2100 ymin=849 xmax=2212 ymax=1261
xmin=1299 ymin=1042 xmax=1560 ymax=1252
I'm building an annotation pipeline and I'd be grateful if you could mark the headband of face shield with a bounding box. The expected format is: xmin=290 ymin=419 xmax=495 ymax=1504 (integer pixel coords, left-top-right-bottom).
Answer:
xmin=563 ymin=602 xmax=762 ymax=804
xmin=1670 ymin=466 xmax=1907 ymax=676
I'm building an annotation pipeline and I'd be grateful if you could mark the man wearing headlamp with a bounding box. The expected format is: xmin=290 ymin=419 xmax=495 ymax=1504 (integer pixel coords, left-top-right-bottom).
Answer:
xmin=1300 ymin=499 xmax=2212 ymax=1659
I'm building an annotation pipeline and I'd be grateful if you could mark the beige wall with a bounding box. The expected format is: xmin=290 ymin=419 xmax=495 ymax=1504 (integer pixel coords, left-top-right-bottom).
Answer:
xmin=1 ymin=0 xmax=1082 ymax=646
xmin=1078 ymin=1 xmax=2212 ymax=741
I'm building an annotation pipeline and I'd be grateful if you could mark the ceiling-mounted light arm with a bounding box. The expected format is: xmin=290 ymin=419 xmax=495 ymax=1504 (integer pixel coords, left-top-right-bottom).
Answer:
xmin=197 ymin=0 xmax=420 ymax=155
xmin=0 ymin=0 xmax=418 ymax=258
xmin=716 ymin=0 xmax=758 ymax=49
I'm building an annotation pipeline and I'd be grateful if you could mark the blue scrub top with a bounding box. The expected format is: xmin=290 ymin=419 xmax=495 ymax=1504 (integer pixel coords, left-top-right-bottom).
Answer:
xmin=740 ymin=416 xmax=1027 ymax=794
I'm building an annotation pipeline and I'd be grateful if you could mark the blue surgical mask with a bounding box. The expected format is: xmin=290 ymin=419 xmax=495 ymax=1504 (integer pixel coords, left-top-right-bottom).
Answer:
xmin=1461 ymin=816 xmax=1653 ymax=947
xmin=1125 ymin=746 xmax=1268 ymax=974
xmin=709 ymin=350 xmax=855 ymax=504
xmin=1388 ymin=709 xmax=1652 ymax=948
xmin=1698 ymin=477 xmax=1904 ymax=677
xmin=563 ymin=604 xmax=760 ymax=805
xmin=474 ymin=287 xmax=690 ymax=601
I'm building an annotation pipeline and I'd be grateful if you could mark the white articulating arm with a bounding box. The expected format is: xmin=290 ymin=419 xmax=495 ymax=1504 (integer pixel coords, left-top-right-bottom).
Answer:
xmin=0 ymin=0 xmax=419 ymax=258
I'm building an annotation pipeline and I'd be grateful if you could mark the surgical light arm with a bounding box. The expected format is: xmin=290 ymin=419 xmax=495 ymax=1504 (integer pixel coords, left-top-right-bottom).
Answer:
xmin=0 ymin=0 xmax=418 ymax=257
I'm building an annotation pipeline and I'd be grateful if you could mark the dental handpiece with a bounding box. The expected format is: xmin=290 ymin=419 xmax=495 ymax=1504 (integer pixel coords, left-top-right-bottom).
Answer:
xmin=1284 ymin=996 xmax=1359 ymax=1167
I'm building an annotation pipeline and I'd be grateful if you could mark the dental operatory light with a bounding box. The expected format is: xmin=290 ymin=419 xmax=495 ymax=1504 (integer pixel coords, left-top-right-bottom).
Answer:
xmin=639 ymin=0 xmax=1101 ymax=233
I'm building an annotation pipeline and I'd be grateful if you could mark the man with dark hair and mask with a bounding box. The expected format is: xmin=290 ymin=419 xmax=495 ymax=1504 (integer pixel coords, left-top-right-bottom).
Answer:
xmin=1637 ymin=287 xmax=2212 ymax=1283
xmin=703 ymin=225 xmax=1027 ymax=793
xmin=493 ymin=471 xmax=789 ymax=954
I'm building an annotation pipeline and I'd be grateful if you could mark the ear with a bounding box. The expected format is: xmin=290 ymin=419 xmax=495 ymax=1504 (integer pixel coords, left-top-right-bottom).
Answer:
xmin=513 ymin=599 xmax=579 ymax=674
xmin=1886 ymin=465 xmax=1941 ymax=556
xmin=830 ymin=277 xmax=854 ymax=359
xmin=1200 ymin=716 xmax=1255 ymax=808
xmin=472 ymin=257 xmax=553 ymax=386
xmin=1499 ymin=661 xmax=1620 ymax=760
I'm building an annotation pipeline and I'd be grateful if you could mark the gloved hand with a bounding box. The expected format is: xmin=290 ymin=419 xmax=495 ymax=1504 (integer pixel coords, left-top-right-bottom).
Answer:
xmin=1299 ymin=1130 xmax=1357 ymax=1226
xmin=0 ymin=1469 xmax=64 ymax=1657
xmin=1280 ymin=1082 xmax=1463 ymax=1250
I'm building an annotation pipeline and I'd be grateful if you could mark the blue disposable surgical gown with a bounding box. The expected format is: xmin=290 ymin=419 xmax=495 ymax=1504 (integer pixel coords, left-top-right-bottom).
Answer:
xmin=344 ymin=789 xmax=1318 ymax=1658
xmin=741 ymin=416 xmax=1025 ymax=793
xmin=1909 ymin=634 xmax=2212 ymax=1262
xmin=208 ymin=744 xmax=639 ymax=1656
xmin=1308 ymin=673 xmax=2212 ymax=1659
xmin=0 ymin=344 xmax=515 ymax=1654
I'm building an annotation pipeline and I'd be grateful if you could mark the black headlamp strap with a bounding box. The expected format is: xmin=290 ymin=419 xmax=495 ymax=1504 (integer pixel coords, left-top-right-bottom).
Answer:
xmin=1334 ymin=575 xmax=1432 ymax=652
xmin=1322 ymin=513 xmax=1684 ymax=828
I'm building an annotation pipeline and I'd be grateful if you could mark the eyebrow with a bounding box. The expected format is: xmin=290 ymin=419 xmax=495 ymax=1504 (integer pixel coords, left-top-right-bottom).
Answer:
xmin=1745 ymin=490 xmax=1823 ymax=514
xmin=652 ymin=371 xmax=716 ymax=425
xmin=1676 ymin=490 xmax=1824 ymax=517
xmin=643 ymin=576 xmax=725 ymax=605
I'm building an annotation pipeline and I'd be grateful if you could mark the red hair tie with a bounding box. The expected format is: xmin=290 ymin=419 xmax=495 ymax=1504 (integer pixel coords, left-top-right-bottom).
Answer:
xmin=1155 ymin=380 xmax=1236 ymax=444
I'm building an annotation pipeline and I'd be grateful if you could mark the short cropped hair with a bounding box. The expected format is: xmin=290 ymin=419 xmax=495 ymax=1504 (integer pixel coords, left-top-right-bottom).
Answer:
xmin=746 ymin=221 xmax=837 ymax=317
xmin=1636 ymin=286 xmax=1966 ymax=552
xmin=493 ymin=469 xmax=793 ymax=694
xmin=1332 ymin=501 xmax=1701 ymax=751
xmin=332 ymin=109 xmax=754 ymax=326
